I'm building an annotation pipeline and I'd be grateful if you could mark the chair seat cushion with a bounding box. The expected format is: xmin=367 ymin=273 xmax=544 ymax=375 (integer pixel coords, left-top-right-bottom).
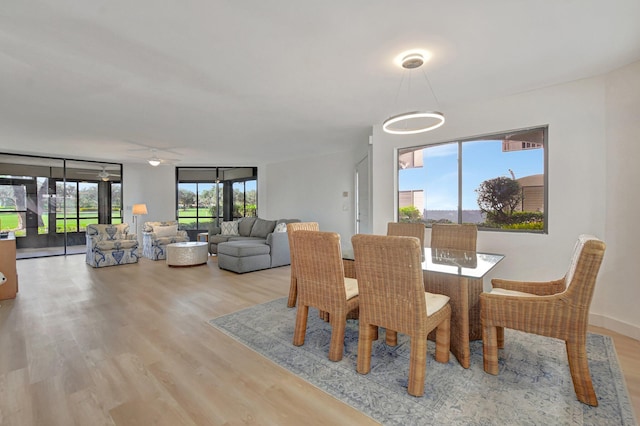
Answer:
xmin=155 ymin=236 xmax=190 ymax=245
xmin=488 ymin=288 xmax=536 ymax=297
xmin=344 ymin=277 xmax=359 ymax=300
xmin=154 ymin=224 xmax=178 ymax=238
xmin=96 ymin=240 xmax=138 ymax=250
xmin=425 ymin=292 xmax=450 ymax=316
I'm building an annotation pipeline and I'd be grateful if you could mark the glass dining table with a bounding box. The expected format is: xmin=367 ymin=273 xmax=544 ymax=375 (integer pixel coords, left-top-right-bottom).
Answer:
xmin=342 ymin=245 xmax=505 ymax=369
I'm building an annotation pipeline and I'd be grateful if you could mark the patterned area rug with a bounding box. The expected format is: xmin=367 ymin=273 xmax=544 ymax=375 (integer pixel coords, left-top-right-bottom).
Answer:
xmin=209 ymin=298 xmax=637 ymax=426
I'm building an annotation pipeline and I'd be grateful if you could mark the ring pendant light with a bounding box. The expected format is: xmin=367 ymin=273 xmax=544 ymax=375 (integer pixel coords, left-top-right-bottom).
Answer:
xmin=383 ymin=50 xmax=445 ymax=135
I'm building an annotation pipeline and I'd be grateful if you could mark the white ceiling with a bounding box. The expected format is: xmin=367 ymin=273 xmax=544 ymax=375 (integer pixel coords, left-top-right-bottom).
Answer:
xmin=1 ymin=1 xmax=639 ymax=166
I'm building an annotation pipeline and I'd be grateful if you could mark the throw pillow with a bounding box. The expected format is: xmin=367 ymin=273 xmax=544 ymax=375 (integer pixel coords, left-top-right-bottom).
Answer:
xmin=220 ymin=221 xmax=239 ymax=236
xmin=154 ymin=224 xmax=178 ymax=238
xmin=250 ymin=218 xmax=277 ymax=238
xmin=238 ymin=217 xmax=257 ymax=236
xmin=274 ymin=222 xmax=287 ymax=232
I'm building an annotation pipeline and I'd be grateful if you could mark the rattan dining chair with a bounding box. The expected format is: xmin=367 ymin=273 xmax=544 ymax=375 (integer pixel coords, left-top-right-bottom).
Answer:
xmin=387 ymin=222 xmax=426 ymax=249
xmin=480 ymin=235 xmax=606 ymax=406
xmin=291 ymin=230 xmax=359 ymax=361
xmin=286 ymin=222 xmax=320 ymax=308
xmin=379 ymin=222 xmax=428 ymax=346
xmin=425 ymin=223 xmax=478 ymax=350
xmin=352 ymin=234 xmax=451 ymax=397
xmin=430 ymin=223 xmax=477 ymax=251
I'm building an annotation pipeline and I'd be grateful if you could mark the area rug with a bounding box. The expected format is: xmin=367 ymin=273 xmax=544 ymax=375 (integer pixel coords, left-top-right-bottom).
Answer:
xmin=209 ymin=298 xmax=637 ymax=426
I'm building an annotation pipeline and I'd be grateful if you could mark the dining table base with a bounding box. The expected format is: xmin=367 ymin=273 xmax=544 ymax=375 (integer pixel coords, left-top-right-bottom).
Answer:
xmin=425 ymin=271 xmax=483 ymax=368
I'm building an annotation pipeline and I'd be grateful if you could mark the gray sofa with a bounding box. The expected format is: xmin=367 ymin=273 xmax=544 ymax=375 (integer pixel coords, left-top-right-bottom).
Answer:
xmin=209 ymin=217 xmax=300 ymax=273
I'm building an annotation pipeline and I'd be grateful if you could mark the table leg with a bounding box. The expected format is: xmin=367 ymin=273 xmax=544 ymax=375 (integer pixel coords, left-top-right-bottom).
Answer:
xmin=424 ymin=272 xmax=480 ymax=368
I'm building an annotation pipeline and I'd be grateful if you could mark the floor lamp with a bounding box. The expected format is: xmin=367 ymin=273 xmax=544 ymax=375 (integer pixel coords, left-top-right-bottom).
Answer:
xmin=132 ymin=203 xmax=148 ymax=241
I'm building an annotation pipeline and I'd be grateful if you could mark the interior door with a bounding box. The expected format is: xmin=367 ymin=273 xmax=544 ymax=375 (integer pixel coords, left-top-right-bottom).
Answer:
xmin=355 ymin=153 xmax=371 ymax=234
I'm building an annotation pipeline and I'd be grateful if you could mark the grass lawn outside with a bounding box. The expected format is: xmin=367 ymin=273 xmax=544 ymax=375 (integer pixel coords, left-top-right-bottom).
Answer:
xmin=0 ymin=210 xmax=121 ymax=235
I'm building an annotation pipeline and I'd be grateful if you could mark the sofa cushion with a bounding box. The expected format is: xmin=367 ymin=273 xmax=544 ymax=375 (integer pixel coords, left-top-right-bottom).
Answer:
xmin=228 ymin=236 xmax=266 ymax=242
xmin=250 ymin=218 xmax=277 ymax=238
xmin=154 ymin=224 xmax=178 ymax=238
xmin=96 ymin=240 xmax=138 ymax=250
xmin=209 ymin=235 xmax=232 ymax=244
xmin=274 ymin=222 xmax=287 ymax=232
xmin=218 ymin=241 xmax=271 ymax=257
xmin=220 ymin=221 xmax=239 ymax=236
xmin=238 ymin=217 xmax=257 ymax=237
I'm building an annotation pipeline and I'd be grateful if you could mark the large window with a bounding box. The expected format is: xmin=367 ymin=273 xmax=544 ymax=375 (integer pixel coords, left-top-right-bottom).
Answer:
xmin=177 ymin=167 xmax=257 ymax=231
xmin=398 ymin=126 xmax=547 ymax=233
xmin=55 ymin=181 xmax=100 ymax=233
xmin=177 ymin=181 xmax=221 ymax=230
xmin=0 ymin=153 xmax=122 ymax=257
xmin=0 ymin=183 xmax=27 ymax=237
xmin=111 ymin=183 xmax=122 ymax=224
xmin=233 ymin=180 xmax=257 ymax=218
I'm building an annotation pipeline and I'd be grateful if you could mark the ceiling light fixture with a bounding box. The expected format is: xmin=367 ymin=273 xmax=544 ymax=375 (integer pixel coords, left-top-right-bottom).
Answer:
xmin=148 ymin=158 xmax=161 ymax=167
xmin=383 ymin=50 xmax=445 ymax=135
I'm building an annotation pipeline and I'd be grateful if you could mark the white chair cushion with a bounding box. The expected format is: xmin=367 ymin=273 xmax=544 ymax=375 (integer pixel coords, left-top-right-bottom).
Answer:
xmin=565 ymin=234 xmax=598 ymax=288
xmin=425 ymin=292 xmax=450 ymax=316
xmin=344 ymin=277 xmax=359 ymax=300
xmin=220 ymin=221 xmax=239 ymax=236
xmin=154 ymin=224 xmax=178 ymax=238
xmin=488 ymin=288 xmax=537 ymax=297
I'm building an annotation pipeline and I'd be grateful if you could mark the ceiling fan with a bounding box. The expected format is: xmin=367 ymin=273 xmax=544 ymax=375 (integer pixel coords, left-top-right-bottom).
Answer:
xmin=147 ymin=149 xmax=180 ymax=167
xmin=122 ymin=140 xmax=181 ymax=166
xmin=78 ymin=167 xmax=121 ymax=181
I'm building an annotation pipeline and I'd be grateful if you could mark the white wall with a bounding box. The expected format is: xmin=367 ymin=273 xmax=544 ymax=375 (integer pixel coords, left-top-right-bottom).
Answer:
xmin=596 ymin=60 xmax=640 ymax=339
xmin=122 ymin=163 xmax=176 ymax=240
xmin=262 ymin=147 xmax=368 ymax=242
xmin=371 ymin=73 xmax=640 ymax=338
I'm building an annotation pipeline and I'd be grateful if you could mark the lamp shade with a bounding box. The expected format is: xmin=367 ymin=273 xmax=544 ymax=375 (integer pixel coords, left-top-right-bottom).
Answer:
xmin=132 ymin=204 xmax=148 ymax=215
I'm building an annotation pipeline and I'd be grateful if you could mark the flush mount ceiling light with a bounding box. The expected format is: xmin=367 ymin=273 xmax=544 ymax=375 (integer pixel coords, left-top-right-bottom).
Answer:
xmin=148 ymin=149 xmax=161 ymax=166
xmin=383 ymin=50 xmax=445 ymax=135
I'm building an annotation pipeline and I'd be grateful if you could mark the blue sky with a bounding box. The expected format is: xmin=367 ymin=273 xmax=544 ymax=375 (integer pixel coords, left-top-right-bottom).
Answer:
xmin=399 ymin=140 xmax=544 ymax=210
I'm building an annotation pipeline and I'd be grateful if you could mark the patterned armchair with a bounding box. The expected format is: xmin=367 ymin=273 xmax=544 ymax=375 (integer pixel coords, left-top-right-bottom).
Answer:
xmin=85 ymin=224 xmax=139 ymax=268
xmin=142 ymin=221 xmax=190 ymax=260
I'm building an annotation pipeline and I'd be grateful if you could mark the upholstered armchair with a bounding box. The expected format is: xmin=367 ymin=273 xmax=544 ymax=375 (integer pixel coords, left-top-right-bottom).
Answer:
xmin=142 ymin=221 xmax=190 ymax=260
xmin=85 ymin=224 xmax=139 ymax=268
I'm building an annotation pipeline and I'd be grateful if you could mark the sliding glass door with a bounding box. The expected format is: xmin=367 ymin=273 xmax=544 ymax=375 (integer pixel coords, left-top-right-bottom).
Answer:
xmin=0 ymin=154 xmax=122 ymax=258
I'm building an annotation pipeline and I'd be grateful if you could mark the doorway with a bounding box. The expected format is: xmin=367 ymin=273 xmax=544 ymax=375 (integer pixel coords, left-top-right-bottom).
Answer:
xmin=355 ymin=152 xmax=372 ymax=235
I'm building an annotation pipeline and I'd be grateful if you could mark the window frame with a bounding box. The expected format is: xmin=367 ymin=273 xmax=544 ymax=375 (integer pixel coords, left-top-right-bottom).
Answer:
xmin=176 ymin=167 xmax=258 ymax=231
xmin=397 ymin=126 xmax=548 ymax=234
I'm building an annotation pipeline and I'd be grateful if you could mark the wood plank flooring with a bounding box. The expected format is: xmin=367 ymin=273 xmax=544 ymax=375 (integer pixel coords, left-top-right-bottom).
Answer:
xmin=1 ymin=254 xmax=638 ymax=425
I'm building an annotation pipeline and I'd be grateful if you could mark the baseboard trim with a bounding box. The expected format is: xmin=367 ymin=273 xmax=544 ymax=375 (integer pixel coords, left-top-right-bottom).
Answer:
xmin=590 ymin=313 xmax=640 ymax=341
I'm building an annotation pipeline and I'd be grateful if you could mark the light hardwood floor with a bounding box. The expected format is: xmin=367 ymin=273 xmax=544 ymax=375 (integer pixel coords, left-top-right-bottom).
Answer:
xmin=1 ymin=255 xmax=638 ymax=425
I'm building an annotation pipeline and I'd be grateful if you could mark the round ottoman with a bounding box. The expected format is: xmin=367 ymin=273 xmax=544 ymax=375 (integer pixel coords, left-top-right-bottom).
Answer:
xmin=166 ymin=242 xmax=209 ymax=267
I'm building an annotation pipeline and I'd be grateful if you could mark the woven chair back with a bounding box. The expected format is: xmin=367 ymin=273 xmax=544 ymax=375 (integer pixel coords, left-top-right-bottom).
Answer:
xmin=430 ymin=223 xmax=477 ymax=252
xmin=386 ymin=222 xmax=425 ymax=248
xmin=287 ymin=222 xmax=320 ymax=277
xmin=352 ymin=234 xmax=426 ymax=335
xmin=291 ymin=230 xmax=346 ymax=312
